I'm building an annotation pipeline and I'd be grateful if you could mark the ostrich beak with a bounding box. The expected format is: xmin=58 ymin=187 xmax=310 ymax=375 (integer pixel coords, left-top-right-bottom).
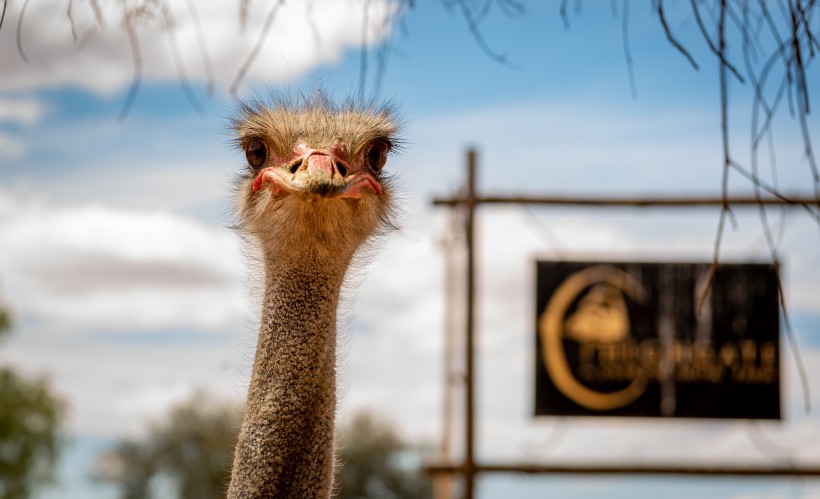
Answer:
xmin=253 ymin=153 xmax=382 ymax=199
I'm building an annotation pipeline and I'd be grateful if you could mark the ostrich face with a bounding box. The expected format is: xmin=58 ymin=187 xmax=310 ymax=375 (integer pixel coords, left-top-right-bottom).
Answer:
xmin=243 ymin=132 xmax=391 ymax=200
xmin=233 ymin=97 xmax=399 ymax=258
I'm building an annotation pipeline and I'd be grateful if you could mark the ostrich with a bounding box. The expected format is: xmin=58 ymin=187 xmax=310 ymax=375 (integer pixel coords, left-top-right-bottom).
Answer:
xmin=227 ymin=92 xmax=400 ymax=498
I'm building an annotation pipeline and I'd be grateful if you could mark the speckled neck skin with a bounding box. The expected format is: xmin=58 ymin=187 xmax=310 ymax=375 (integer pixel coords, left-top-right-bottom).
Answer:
xmin=228 ymin=253 xmax=348 ymax=499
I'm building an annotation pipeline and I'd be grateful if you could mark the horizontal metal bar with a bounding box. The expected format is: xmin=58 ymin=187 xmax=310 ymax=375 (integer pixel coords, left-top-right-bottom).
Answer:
xmin=432 ymin=194 xmax=820 ymax=208
xmin=422 ymin=462 xmax=820 ymax=477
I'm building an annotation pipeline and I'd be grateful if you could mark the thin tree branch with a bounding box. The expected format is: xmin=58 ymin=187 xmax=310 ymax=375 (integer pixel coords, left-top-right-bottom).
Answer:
xmin=0 ymin=0 xmax=7 ymax=34
xmin=118 ymin=17 xmax=143 ymax=121
xmin=657 ymin=0 xmax=700 ymax=70
xmin=622 ymin=0 xmax=637 ymax=99
xmin=778 ymin=276 xmax=812 ymax=413
xmin=560 ymin=0 xmax=570 ymax=29
xmin=239 ymin=0 xmax=251 ymax=32
xmin=728 ymin=162 xmax=820 ymax=221
xmin=455 ymin=0 xmax=516 ymax=67
xmin=359 ymin=0 xmax=371 ymax=103
xmin=17 ymin=0 xmax=32 ymax=62
xmin=160 ymin=1 xmax=204 ymax=115
xmin=714 ymin=0 xmax=732 ymax=270
xmin=184 ymin=0 xmax=215 ymax=96
xmin=89 ymin=0 xmax=104 ymax=28
xmin=67 ymin=0 xmax=78 ymax=43
xmin=691 ymin=0 xmax=746 ymax=82
xmin=230 ymin=0 xmax=284 ymax=98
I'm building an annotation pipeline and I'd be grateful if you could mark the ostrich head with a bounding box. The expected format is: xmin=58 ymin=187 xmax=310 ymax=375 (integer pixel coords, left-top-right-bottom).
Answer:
xmin=233 ymin=93 xmax=400 ymax=263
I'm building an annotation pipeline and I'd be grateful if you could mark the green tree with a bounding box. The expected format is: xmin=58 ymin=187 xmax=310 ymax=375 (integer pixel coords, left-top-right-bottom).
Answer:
xmin=0 ymin=312 xmax=65 ymax=499
xmin=97 ymin=400 xmax=431 ymax=499
xmin=94 ymin=396 xmax=242 ymax=499
xmin=335 ymin=412 xmax=432 ymax=499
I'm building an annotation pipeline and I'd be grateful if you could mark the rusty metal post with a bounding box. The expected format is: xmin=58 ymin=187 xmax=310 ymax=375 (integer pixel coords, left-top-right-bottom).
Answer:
xmin=463 ymin=149 xmax=477 ymax=499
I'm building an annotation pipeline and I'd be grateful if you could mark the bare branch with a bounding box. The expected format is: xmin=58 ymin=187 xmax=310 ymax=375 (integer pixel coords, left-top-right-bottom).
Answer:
xmin=230 ymin=0 xmax=284 ymax=98
xmin=455 ymin=0 xmax=516 ymax=67
xmin=67 ymin=0 xmax=77 ymax=43
xmin=622 ymin=0 xmax=637 ymax=99
xmin=560 ymin=0 xmax=570 ymax=29
xmin=184 ymin=0 xmax=215 ymax=96
xmin=473 ymin=0 xmax=494 ymax=25
xmin=359 ymin=0 xmax=371 ymax=103
xmin=89 ymin=0 xmax=104 ymax=28
xmin=160 ymin=1 xmax=204 ymax=115
xmin=17 ymin=0 xmax=32 ymax=62
xmin=118 ymin=12 xmax=144 ymax=121
xmin=239 ymin=0 xmax=251 ymax=32
xmin=0 ymin=0 xmax=7 ymax=34
xmin=657 ymin=0 xmax=700 ymax=70
xmin=744 ymin=3 xmax=780 ymax=263
xmin=728 ymin=162 xmax=820 ymax=221
xmin=713 ymin=0 xmax=732 ymax=271
xmin=373 ymin=0 xmax=408 ymax=98
xmin=691 ymin=0 xmax=746 ymax=82
xmin=497 ymin=0 xmax=525 ymax=18
xmin=778 ymin=277 xmax=812 ymax=413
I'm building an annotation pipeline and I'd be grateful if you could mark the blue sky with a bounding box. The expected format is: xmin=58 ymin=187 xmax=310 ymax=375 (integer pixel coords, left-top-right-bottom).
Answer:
xmin=2 ymin=1 xmax=820 ymax=498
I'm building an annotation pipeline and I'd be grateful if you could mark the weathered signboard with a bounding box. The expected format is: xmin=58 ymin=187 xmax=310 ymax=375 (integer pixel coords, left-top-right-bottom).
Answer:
xmin=535 ymin=261 xmax=780 ymax=419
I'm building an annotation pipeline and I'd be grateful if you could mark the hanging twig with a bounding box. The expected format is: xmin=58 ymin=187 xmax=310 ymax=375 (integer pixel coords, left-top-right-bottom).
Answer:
xmin=657 ymin=0 xmax=700 ymax=70
xmin=17 ymin=0 xmax=32 ymax=62
xmin=777 ymin=276 xmax=812 ymax=413
xmin=89 ymin=0 xmax=104 ymax=27
xmin=455 ymin=0 xmax=516 ymax=67
xmin=118 ymin=16 xmax=143 ymax=121
xmin=0 ymin=0 xmax=7 ymax=34
xmin=160 ymin=1 xmax=204 ymax=115
xmin=184 ymin=0 xmax=215 ymax=96
xmin=728 ymin=162 xmax=820 ymax=221
xmin=622 ymin=0 xmax=637 ymax=99
xmin=230 ymin=0 xmax=285 ymax=98
xmin=691 ymin=0 xmax=746 ymax=82
xmin=559 ymin=0 xmax=570 ymax=29
xmin=743 ymin=2 xmax=779 ymax=263
xmin=67 ymin=0 xmax=78 ymax=43
xmin=359 ymin=0 xmax=371 ymax=103
xmin=239 ymin=0 xmax=251 ymax=32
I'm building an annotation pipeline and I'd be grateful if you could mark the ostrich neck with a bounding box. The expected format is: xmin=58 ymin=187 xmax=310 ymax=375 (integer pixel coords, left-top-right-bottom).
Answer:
xmin=228 ymin=250 xmax=350 ymax=499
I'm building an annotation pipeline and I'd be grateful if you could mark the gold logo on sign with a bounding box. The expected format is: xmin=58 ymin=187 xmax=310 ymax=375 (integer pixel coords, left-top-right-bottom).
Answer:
xmin=538 ymin=265 xmax=649 ymax=411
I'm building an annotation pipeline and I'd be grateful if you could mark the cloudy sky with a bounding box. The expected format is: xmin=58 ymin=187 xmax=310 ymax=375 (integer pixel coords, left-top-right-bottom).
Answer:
xmin=1 ymin=1 xmax=820 ymax=498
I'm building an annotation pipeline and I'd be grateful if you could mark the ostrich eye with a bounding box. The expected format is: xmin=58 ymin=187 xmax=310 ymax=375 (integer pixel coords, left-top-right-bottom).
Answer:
xmin=245 ymin=140 xmax=268 ymax=169
xmin=366 ymin=140 xmax=390 ymax=171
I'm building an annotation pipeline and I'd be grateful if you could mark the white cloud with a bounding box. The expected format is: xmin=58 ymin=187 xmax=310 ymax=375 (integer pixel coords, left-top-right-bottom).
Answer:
xmin=0 ymin=132 xmax=26 ymax=158
xmin=0 ymin=0 xmax=398 ymax=95
xmin=0 ymin=189 xmax=247 ymax=333
xmin=0 ymin=97 xmax=47 ymax=125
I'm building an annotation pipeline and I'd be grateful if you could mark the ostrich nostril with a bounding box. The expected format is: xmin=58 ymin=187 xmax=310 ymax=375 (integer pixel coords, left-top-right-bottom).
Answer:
xmin=290 ymin=160 xmax=303 ymax=174
xmin=336 ymin=162 xmax=347 ymax=177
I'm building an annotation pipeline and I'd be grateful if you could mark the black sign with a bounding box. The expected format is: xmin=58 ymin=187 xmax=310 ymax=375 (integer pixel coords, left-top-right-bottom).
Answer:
xmin=535 ymin=261 xmax=780 ymax=419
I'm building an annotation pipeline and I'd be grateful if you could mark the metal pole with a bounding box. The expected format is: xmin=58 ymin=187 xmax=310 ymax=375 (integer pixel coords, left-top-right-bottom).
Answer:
xmin=463 ymin=149 xmax=477 ymax=499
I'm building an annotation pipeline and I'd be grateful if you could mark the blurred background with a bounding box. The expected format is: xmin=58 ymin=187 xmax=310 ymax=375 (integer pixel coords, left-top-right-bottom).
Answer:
xmin=0 ymin=1 xmax=819 ymax=497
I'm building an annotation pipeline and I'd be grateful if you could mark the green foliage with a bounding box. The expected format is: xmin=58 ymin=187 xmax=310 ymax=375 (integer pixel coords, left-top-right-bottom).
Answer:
xmin=94 ymin=396 xmax=242 ymax=499
xmin=0 ymin=312 xmax=65 ymax=499
xmin=335 ymin=413 xmax=432 ymax=499
xmin=0 ymin=309 xmax=9 ymax=341
xmin=97 ymin=400 xmax=431 ymax=499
